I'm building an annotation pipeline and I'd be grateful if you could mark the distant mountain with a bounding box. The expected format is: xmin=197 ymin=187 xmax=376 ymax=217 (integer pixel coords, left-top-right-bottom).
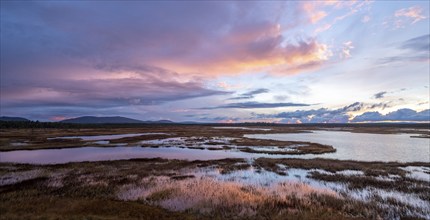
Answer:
xmin=59 ymin=116 xmax=177 ymax=124
xmin=0 ymin=116 xmax=30 ymax=122
xmin=60 ymin=116 xmax=144 ymax=124
xmin=179 ymin=121 xmax=203 ymax=124
xmin=148 ymin=119 xmax=174 ymax=124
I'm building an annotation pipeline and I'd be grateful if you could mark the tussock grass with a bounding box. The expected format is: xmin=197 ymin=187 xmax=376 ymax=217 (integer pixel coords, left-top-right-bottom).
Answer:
xmin=1 ymin=157 xmax=429 ymax=219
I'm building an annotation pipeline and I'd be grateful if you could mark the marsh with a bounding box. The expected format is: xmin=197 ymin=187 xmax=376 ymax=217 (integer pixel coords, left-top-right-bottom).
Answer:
xmin=1 ymin=124 xmax=429 ymax=219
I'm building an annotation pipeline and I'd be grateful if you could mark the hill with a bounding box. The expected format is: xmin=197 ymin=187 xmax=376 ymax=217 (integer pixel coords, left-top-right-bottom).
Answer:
xmin=0 ymin=116 xmax=30 ymax=122
xmin=60 ymin=116 xmax=144 ymax=124
xmin=59 ymin=116 xmax=176 ymax=124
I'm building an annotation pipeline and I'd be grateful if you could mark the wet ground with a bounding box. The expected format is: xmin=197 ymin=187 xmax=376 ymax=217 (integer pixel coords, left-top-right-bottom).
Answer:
xmin=0 ymin=125 xmax=429 ymax=219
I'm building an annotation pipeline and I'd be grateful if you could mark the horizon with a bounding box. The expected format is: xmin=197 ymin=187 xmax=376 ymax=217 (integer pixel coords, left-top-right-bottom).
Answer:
xmin=2 ymin=115 xmax=430 ymax=125
xmin=1 ymin=1 xmax=429 ymax=123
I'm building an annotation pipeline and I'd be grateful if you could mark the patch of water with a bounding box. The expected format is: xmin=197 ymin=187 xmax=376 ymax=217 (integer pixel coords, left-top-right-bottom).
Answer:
xmin=90 ymin=140 xmax=110 ymax=145
xmin=243 ymin=146 xmax=298 ymax=153
xmin=0 ymin=146 xmax=271 ymax=164
xmin=245 ymin=131 xmax=430 ymax=162
xmin=10 ymin=142 xmax=29 ymax=146
xmin=213 ymin=127 xmax=272 ymax=131
xmin=0 ymin=169 xmax=44 ymax=186
xmin=400 ymin=166 xmax=430 ymax=182
xmin=346 ymin=187 xmax=430 ymax=219
xmin=48 ymin=133 xmax=168 ymax=141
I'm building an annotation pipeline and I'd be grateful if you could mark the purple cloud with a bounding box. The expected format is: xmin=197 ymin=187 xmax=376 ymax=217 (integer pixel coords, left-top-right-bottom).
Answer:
xmin=199 ymin=102 xmax=310 ymax=109
xmin=253 ymin=102 xmax=416 ymax=123
xmin=352 ymin=109 xmax=430 ymax=122
xmin=229 ymin=88 xmax=270 ymax=100
xmin=373 ymin=91 xmax=387 ymax=99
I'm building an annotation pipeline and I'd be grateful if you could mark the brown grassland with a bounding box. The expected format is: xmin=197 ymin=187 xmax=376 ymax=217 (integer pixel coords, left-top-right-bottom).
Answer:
xmin=0 ymin=124 xmax=429 ymax=219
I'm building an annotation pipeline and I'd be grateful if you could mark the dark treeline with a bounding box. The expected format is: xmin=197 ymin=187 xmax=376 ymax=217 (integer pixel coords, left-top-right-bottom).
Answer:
xmin=1 ymin=121 xmax=429 ymax=129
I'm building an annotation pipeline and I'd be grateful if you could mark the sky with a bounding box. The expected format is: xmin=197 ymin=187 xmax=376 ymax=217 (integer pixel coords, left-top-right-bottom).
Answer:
xmin=1 ymin=1 xmax=429 ymax=123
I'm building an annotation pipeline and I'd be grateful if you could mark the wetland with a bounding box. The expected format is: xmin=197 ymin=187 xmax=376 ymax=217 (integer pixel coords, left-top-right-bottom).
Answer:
xmin=1 ymin=124 xmax=429 ymax=219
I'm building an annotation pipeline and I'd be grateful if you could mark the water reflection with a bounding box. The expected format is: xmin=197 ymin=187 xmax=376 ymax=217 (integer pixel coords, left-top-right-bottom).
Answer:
xmin=245 ymin=131 xmax=430 ymax=162
xmin=0 ymin=147 xmax=255 ymax=164
xmin=48 ymin=133 xmax=167 ymax=141
xmin=1 ymin=130 xmax=429 ymax=164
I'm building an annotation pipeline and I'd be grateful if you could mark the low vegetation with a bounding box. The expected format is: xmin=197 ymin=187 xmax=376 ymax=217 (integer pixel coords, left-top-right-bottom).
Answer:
xmin=1 ymin=124 xmax=428 ymax=151
xmin=1 ymin=157 xmax=429 ymax=219
xmin=1 ymin=125 xmax=429 ymax=219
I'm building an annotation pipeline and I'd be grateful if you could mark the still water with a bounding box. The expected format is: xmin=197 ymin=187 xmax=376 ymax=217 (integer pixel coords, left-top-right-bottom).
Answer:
xmin=0 ymin=147 xmax=258 ymax=164
xmin=0 ymin=131 xmax=428 ymax=164
xmin=245 ymin=131 xmax=430 ymax=162
xmin=47 ymin=133 xmax=166 ymax=141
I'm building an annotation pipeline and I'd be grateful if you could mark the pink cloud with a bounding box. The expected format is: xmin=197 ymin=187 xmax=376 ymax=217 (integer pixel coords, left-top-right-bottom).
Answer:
xmin=395 ymin=6 xmax=427 ymax=24
xmin=303 ymin=2 xmax=327 ymax=24
xmin=340 ymin=41 xmax=354 ymax=59
xmin=217 ymin=82 xmax=243 ymax=90
xmin=152 ymin=23 xmax=334 ymax=76
xmin=50 ymin=116 xmax=69 ymax=121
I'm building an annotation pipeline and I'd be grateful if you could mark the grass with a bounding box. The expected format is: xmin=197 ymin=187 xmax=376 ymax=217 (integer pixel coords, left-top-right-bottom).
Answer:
xmin=238 ymin=143 xmax=336 ymax=155
xmin=1 ymin=157 xmax=429 ymax=219
xmin=1 ymin=125 xmax=429 ymax=219
xmin=254 ymin=158 xmax=430 ymax=177
xmin=2 ymin=124 xmax=427 ymax=151
xmin=309 ymin=172 xmax=430 ymax=200
xmin=0 ymin=194 xmax=196 ymax=220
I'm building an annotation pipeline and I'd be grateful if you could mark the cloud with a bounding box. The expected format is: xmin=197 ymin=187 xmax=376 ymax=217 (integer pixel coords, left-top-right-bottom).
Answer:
xmin=0 ymin=1 xmax=342 ymax=120
xmin=378 ymin=34 xmax=430 ymax=64
xmin=314 ymin=23 xmax=332 ymax=34
xmin=1 ymin=74 xmax=230 ymax=109
xmin=395 ymin=6 xmax=427 ymax=24
xmin=217 ymin=82 xmax=243 ymax=90
xmin=378 ymin=56 xmax=429 ymax=64
xmin=261 ymin=108 xmax=350 ymax=123
xmin=373 ymin=91 xmax=387 ymax=99
xmin=269 ymin=39 xmax=333 ymax=74
xmin=368 ymin=102 xmax=390 ymax=110
xmin=199 ymin=102 xmax=310 ymax=109
xmin=253 ymin=102 xmax=363 ymax=123
xmin=340 ymin=41 xmax=354 ymax=59
xmin=229 ymin=88 xmax=269 ymax=100
xmin=361 ymin=15 xmax=371 ymax=23
xmin=385 ymin=6 xmax=428 ymax=29
xmin=254 ymin=102 xmax=397 ymax=123
xmin=352 ymin=109 xmax=430 ymax=122
xmin=0 ymin=1 xmax=338 ymax=88
xmin=274 ymin=95 xmax=289 ymax=101
xmin=400 ymin=34 xmax=430 ymax=52
xmin=303 ymin=2 xmax=327 ymax=24
xmin=310 ymin=1 xmax=373 ymax=34
xmin=196 ymin=36 xmax=333 ymax=75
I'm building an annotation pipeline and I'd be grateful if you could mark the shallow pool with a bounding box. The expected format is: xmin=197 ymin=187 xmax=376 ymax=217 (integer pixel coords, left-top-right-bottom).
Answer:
xmin=1 ymin=130 xmax=428 ymax=164
xmin=245 ymin=130 xmax=430 ymax=162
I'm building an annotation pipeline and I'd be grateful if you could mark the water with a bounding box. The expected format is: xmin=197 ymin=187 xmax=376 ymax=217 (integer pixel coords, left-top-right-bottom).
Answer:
xmin=47 ymin=133 xmax=167 ymax=141
xmin=0 ymin=147 xmax=262 ymax=164
xmin=1 ymin=131 xmax=429 ymax=164
xmin=245 ymin=131 xmax=430 ymax=162
xmin=213 ymin=127 xmax=272 ymax=131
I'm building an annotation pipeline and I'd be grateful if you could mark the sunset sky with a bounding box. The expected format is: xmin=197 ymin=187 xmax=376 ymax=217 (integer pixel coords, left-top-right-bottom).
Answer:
xmin=1 ymin=1 xmax=429 ymax=123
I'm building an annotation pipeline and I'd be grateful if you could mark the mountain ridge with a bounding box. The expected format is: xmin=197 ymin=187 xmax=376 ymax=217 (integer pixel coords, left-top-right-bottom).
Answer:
xmin=0 ymin=116 xmax=30 ymax=122
xmin=59 ymin=116 xmax=175 ymax=124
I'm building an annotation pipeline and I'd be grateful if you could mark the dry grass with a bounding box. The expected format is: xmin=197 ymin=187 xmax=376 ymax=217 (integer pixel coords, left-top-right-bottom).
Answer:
xmin=254 ymin=158 xmax=430 ymax=177
xmin=117 ymin=175 xmax=339 ymax=218
xmin=1 ymin=125 xmax=429 ymax=219
xmin=1 ymin=157 xmax=428 ymax=219
xmin=2 ymin=124 xmax=427 ymax=151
